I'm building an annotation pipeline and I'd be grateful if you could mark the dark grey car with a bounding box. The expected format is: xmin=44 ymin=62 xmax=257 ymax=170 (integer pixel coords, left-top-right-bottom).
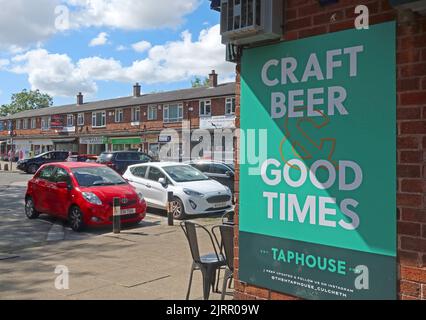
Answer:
xmin=187 ymin=160 xmax=235 ymax=194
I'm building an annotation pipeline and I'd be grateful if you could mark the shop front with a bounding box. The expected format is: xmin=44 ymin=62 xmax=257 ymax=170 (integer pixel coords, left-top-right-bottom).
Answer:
xmin=109 ymin=137 xmax=142 ymax=152
xmin=79 ymin=136 xmax=107 ymax=155
xmin=53 ymin=138 xmax=79 ymax=153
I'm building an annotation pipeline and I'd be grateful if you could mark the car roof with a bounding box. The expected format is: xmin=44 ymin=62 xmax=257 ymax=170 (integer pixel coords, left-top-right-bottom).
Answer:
xmin=44 ymin=162 xmax=105 ymax=169
xmin=101 ymin=151 xmax=144 ymax=154
xmin=189 ymin=160 xmax=232 ymax=165
xmin=128 ymin=161 xmax=186 ymax=169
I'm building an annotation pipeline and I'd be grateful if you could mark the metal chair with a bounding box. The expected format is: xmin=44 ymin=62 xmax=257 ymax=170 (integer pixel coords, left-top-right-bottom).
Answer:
xmin=212 ymin=224 xmax=235 ymax=300
xmin=180 ymin=221 xmax=226 ymax=300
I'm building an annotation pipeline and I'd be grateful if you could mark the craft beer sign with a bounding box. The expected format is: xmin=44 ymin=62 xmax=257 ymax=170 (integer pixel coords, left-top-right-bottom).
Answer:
xmin=239 ymin=22 xmax=396 ymax=300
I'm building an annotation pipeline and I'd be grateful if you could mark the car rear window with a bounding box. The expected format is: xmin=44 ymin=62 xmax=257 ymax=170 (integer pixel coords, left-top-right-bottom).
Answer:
xmin=99 ymin=153 xmax=113 ymax=162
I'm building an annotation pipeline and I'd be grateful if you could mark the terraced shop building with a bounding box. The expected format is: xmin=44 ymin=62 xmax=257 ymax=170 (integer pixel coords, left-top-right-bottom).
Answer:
xmin=0 ymin=72 xmax=236 ymax=161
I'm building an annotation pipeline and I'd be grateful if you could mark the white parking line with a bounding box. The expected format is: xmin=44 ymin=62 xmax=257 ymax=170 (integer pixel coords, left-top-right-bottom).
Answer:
xmin=46 ymin=222 xmax=65 ymax=242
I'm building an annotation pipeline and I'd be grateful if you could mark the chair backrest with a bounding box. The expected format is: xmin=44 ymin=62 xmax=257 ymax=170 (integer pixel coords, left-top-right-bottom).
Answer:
xmin=219 ymin=224 xmax=234 ymax=271
xmin=180 ymin=221 xmax=220 ymax=264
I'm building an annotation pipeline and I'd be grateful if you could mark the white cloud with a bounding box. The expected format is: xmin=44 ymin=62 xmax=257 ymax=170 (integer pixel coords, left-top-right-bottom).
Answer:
xmin=67 ymin=0 xmax=201 ymax=30
xmin=132 ymin=41 xmax=152 ymax=53
xmin=10 ymin=49 xmax=97 ymax=97
xmin=89 ymin=32 xmax=109 ymax=47
xmin=0 ymin=0 xmax=59 ymax=51
xmin=116 ymin=45 xmax=128 ymax=51
xmin=0 ymin=0 xmax=201 ymax=50
xmin=0 ymin=59 xmax=9 ymax=69
xmin=6 ymin=25 xmax=235 ymax=98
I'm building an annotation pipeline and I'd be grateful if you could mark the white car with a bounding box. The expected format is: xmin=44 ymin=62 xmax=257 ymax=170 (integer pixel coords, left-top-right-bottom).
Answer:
xmin=123 ymin=162 xmax=233 ymax=219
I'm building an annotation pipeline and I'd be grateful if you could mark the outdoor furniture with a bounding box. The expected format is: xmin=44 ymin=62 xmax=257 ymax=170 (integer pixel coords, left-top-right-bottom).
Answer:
xmin=180 ymin=221 xmax=226 ymax=300
xmin=212 ymin=224 xmax=234 ymax=300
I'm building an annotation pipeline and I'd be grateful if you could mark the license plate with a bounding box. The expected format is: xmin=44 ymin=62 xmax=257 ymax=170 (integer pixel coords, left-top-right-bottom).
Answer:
xmin=213 ymin=202 xmax=227 ymax=208
xmin=121 ymin=208 xmax=136 ymax=215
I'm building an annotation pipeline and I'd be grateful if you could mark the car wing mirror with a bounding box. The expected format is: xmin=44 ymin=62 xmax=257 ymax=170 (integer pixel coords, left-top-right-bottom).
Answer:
xmin=158 ymin=177 xmax=167 ymax=188
xmin=226 ymin=171 xmax=234 ymax=178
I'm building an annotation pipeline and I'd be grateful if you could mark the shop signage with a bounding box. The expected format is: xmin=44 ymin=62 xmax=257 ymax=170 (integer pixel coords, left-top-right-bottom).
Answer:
xmin=109 ymin=137 xmax=141 ymax=145
xmin=50 ymin=115 xmax=64 ymax=129
xmin=200 ymin=115 xmax=236 ymax=129
xmin=80 ymin=136 xmax=107 ymax=145
xmin=239 ymin=22 xmax=396 ymax=300
xmin=158 ymin=135 xmax=172 ymax=143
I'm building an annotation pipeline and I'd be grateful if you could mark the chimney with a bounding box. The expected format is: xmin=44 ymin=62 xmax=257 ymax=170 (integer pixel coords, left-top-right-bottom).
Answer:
xmin=77 ymin=92 xmax=83 ymax=105
xmin=209 ymin=70 xmax=218 ymax=88
xmin=133 ymin=83 xmax=141 ymax=97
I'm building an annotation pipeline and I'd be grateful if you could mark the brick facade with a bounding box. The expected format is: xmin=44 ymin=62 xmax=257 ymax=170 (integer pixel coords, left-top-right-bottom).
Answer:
xmin=234 ymin=0 xmax=426 ymax=300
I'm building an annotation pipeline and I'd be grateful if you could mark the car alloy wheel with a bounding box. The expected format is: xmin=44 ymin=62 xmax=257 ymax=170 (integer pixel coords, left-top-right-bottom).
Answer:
xmin=25 ymin=197 xmax=39 ymax=219
xmin=69 ymin=206 xmax=84 ymax=232
xmin=171 ymin=198 xmax=185 ymax=220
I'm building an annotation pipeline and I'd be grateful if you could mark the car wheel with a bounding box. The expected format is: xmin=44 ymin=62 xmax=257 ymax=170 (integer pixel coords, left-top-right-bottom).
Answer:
xmin=25 ymin=197 xmax=40 ymax=219
xmin=69 ymin=206 xmax=85 ymax=232
xmin=28 ymin=164 xmax=38 ymax=174
xmin=170 ymin=197 xmax=186 ymax=220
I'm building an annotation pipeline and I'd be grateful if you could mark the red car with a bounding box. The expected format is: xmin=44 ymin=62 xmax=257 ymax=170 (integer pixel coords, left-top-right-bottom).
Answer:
xmin=25 ymin=162 xmax=147 ymax=231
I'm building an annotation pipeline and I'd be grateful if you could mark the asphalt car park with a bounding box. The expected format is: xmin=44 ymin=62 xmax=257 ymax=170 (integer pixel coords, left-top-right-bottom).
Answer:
xmin=0 ymin=172 xmax=232 ymax=300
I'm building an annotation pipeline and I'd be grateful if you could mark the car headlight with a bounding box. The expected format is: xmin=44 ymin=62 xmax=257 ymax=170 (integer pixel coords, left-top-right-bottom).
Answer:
xmin=183 ymin=188 xmax=203 ymax=197
xmin=82 ymin=192 xmax=102 ymax=205
xmin=225 ymin=186 xmax=232 ymax=194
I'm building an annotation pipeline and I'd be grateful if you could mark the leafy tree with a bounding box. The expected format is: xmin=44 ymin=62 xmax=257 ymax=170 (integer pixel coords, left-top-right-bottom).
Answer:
xmin=0 ymin=89 xmax=53 ymax=117
xmin=191 ymin=76 xmax=209 ymax=88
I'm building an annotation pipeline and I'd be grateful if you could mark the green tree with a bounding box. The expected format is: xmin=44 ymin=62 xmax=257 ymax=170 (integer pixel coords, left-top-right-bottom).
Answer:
xmin=191 ymin=76 xmax=209 ymax=88
xmin=0 ymin=89 xmax=53 ymax=117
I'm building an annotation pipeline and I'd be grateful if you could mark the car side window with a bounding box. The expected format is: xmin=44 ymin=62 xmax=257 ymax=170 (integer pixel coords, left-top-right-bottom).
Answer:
xmin=147 ymin=166 xmax=165 ymax=182
xmin=194 ymin=163 xmax=209 ymax=172
xmin=38 ymin=166 xmax=55 ymax=181
xmin=42 ymin=153 xmax=52 ymax=160
xmin=139 ymin=154 xmax=151 ymax=161
xmin=211 ymin=164 xmax=229 ymax=174
xmin=117 ymin=153 xmax=131 ymax=160
xmin=52 ymin=167 xmax=71 ymax=184
xmin=131 ymin=166 xmax=148 ymax=178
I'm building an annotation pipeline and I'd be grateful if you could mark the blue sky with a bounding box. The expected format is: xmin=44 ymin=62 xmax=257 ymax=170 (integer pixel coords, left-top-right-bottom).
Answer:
xmin=0 ymin=0 xmax=235 ymax=107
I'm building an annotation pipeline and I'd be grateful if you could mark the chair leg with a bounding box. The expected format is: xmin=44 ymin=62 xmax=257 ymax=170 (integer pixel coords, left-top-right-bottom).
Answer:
xmin=201 ymin=266 xmax=216 ymax=300
xmin=185 ymin=262 xmax=196 ymax=300
xmin=221 ymin=269 xmax=232 ymax=300
xmin=215 ymin=267 xmax=221 ymax=292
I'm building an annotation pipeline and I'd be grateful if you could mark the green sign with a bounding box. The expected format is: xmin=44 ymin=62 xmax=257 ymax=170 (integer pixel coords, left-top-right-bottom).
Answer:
xmin=109 ymin=137 xmax=141 ymax=145
xmin=240 ymin=22 xmax=396 ymax=300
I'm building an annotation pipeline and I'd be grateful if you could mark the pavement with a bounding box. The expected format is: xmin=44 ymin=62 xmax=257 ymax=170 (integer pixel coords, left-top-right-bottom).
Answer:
xmin=0 ymin=172 xmax=233 ymax=300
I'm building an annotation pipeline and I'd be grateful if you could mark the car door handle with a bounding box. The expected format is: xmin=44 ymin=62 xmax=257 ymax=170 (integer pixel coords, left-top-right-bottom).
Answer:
xmin=146 ymin=184 xmax=152 ymax=188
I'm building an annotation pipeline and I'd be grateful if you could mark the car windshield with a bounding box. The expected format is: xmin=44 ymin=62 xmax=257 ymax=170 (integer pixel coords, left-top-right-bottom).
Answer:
xmin=71 ymin=166 xmax=126 ymax=187
xmin=163 ymin=165 xmax=209 ymax=182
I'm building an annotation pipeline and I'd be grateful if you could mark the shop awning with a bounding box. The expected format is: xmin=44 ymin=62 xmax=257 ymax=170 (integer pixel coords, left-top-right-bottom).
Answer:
xmin=109 ymin=137 xmax=141 ymax=145
xmin=52 ymin=138 xmax=77 ymax=143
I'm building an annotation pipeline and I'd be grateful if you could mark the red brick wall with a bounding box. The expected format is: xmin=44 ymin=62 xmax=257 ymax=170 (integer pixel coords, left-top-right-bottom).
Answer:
xmin=234 ymin=0 xmax=426 ymax=300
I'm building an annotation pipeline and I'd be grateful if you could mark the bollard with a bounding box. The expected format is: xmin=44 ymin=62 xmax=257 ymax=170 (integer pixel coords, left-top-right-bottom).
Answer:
xmin=167 ymin=191 xmax=174 ymax=226
xmin=113 ymin=197 xmax=121 ymax=234
xmin=4 ymin=163 xmax=8 ymax=171
xmin=0 ymin=164 xmax=2 ymax=171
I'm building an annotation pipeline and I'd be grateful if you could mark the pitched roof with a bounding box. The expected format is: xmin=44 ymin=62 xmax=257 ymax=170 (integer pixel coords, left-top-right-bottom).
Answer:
xmin=1 ymin=82 xmax=236 ymax=120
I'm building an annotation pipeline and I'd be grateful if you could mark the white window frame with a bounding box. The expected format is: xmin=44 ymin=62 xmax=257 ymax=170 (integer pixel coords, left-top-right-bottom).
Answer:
xmin=16 ymin=119 xmax=21 ymax=130
xmin=22 ymin=119 xmax=28 ymax=130
xmin=92 ymin=111 xmax=106 ymax=128
xmin=131 ymin=107 xmax=140 ymax=122
xmin=67 ymin=114 xmax=74 ymax=127
xmin=115 ymin=108 xmax=124 ymax=123
xmin=148 ymin=105 xmax=157 ymax=121
xmin=199 ymin=99 xmax=211 ymax=117
xmin=31 ymin=118 xmax=36 ymax=129
xmin=163 ymin=103 xmax=183 ymax=123
xmin=225 ymin=97 xmax=236 ymax=115
xmin=77 ymin=113 xmax=84 ymax=126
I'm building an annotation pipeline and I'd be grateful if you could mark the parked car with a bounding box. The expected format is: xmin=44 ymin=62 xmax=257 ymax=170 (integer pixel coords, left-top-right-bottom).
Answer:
xmin=17 ymin=151 xmax=70 ymax=174
xmin=187 ymin=160 xmax=235 ymax=193
xmin=97 ymin=151 xmax=152 ymax=175
xmin=24 ymin=162 xmax=147 ymax=231
xmin=123 ymin=162 xmax=233 ymax=220
xmin=66 ymin=154 xmax=98 ymax=162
